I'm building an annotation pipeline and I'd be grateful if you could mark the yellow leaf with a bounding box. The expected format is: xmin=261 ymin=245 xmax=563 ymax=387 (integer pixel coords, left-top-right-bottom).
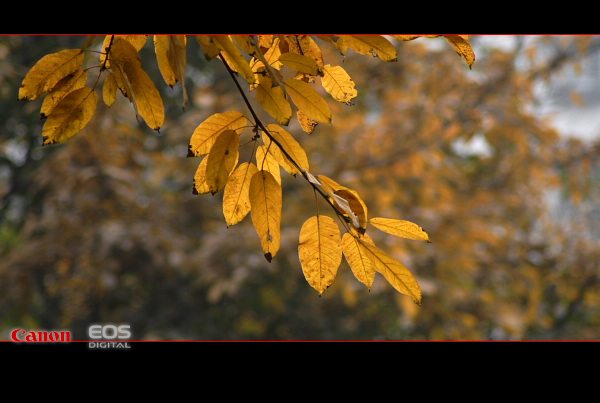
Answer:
xmin=102 ymin=73 xmax=118 ymax=107
xmin=250 ymin=48 xmax=285 ymax=89
xmin=341 ymin=232 xmax=376 ymax=290
xmin=258 ymin=35 xmax=274 ymax=49
xmin=205 ymin=130 xmax=240 ymax=194
xmin=192 ymin=156 xmax=210 ymax=195
xmin=108 ymin=38 xmax=165 ymax=130
xmin=390 ymin=35 xmax=423 ymax=41
xmin=262 ymin=37 xmax=284 ymax=70
xmin=321 ymin=64 xmax=357 ymax=104
xmin=19 ymin=49 xmax=84 ymax=101
xmin=231 ymin=35 xmax=260 ymax=57
xmin=154 ymin=35 xmax=188 ymax=108
xmin=316 ymin=175 xmax=367 ymax=232
xmin=285 ymin=78 xmax=332 ymax=124
xmin=167 ymin=35 xmax=188 ymax=108
xmin=390 ymin=35 xmax=441 ymax=41
xmin=444 ymin=35 xmax=475 ymax=68
xmin=279 ymin=52 xmax=319 ymax=76
xmin=255 ymin=75 xmax=292 ymax=125
xmin=123 ymin=62 xmax=165 ymax=130
xmin=335 ymin=189 xmax=368 ymax=232
xmin=337 ymin=35 xmax=397 ymax=62
xmin=109 ymin=35 xmax=147 ymax=51
xmin=100 ymin=35 xmax=147 ymax=66
xmin=289 ymin=36 xmax=324 ymax=69
xmin=154 ymin=35 xmax=178 ymax=86
xmin=107 ymin=38 xmax=139 ymax=100
xmin=256 ymin=145 xmax=282 ymax=185
xmin=188 ymin=111 xmax=248 ymax=157
xmin=107 ymin=36 xmax=143 ymax=64
xmin=358 ymin=238 xmax=422 ymax=305
xmin=298 ymin=216 xmax=342 ymax=295
xmin=293 ymin=112 xmax=315 ymax=136
xmin=223 ymin=162 xmax=258 ymax=227
xmin=369 ymin=217 xmax=431 ymax=242
xmin=213 ymin=35 xmax=256 ymax=85
xmin=315 ymin=35 xmax=338 ymax=45
xmin=316 ymin=174 xmax=340 ymax=195
xmin=249 ymin=170 xmax=282 ymax=262
xmin=195 ymin=35 xmax=222 ymax=60
xmin=40 ymin=70 xmax=87 ymax=118
xmin=264 ymin=124 xmax=310 ymax=175
xmin=126 ymin=35 xmax=149 ymax=51
xmin=252 ymin=39 xmax=291 ymax=87
xmin=41 ymin=87 xmax=98 ymax=146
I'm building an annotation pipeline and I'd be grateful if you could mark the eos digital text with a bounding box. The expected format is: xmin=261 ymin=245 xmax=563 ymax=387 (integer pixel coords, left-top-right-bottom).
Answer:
xmin=88 ymin=324 xmax=132 ymax=349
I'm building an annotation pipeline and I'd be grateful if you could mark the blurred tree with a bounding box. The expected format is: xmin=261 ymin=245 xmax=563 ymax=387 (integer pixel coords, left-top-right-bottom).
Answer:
xmin=1 ymin=35 xmax=599 ymax=340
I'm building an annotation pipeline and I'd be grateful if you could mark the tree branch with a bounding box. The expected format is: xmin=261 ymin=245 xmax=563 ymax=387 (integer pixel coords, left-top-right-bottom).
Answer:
xmin=218 ymin=54 xmax=353 ymax=229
